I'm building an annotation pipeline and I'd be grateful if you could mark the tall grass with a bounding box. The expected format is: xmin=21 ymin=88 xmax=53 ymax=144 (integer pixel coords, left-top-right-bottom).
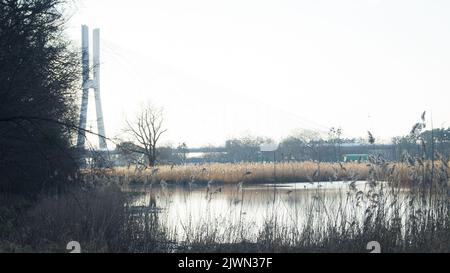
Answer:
xmin=150 ymin=152 xmax=450 ymax=253
xmin=114 ymin=161 xmax=370 ymax=185
xmin=2 ymin=151 xmax=449 ymax=253
xmin=112 ymin=159 xmax=449 ymax=187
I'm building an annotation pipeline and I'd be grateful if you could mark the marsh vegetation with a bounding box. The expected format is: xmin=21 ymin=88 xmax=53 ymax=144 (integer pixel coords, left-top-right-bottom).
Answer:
xmin=2 ymin=150 xmax=449 ymax=253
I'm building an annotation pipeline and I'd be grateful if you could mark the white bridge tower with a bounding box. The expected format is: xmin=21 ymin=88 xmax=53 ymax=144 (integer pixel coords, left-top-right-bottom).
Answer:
xmin=77 ymin=25 xmax=107 ymax=150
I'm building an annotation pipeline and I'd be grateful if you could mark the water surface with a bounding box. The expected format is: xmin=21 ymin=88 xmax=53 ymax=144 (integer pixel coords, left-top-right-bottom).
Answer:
xmin=128 ymin=181 xmax=401 ymax=242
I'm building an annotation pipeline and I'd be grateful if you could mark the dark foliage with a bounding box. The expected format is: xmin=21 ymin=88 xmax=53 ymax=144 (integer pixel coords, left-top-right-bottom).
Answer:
xmin=0 ymin=0 xmax=80 ymax=194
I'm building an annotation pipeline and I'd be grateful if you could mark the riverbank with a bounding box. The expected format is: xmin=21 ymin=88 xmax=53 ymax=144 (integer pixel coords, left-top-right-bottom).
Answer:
xmin=2 ymin=155 xmax=449 ymax=253
xmin=111 ymin=161 xmax=415 ymax=186
xmin=1 ymin=181 xmax=449 ymax=253
xmin=113 ymin=161 xmax=369 ymax=185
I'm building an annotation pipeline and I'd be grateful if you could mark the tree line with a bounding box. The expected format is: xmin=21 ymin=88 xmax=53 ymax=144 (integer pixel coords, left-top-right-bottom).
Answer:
xmin=114 ymin=126 xmax=450 ymax=167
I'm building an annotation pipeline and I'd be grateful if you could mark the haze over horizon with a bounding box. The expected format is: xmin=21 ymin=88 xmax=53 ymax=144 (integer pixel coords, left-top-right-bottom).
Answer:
xmin=66 ymin=0 xmax=450 ymax=148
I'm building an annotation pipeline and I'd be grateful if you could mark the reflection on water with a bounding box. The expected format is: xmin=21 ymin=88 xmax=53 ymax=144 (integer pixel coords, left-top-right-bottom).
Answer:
xmin=127 ymin=181 xmax=404 ymax=242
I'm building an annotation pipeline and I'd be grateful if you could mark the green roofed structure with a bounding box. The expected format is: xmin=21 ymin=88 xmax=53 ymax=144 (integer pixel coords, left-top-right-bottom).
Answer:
xmin=343 ymin=154 xmax=369 ymax=162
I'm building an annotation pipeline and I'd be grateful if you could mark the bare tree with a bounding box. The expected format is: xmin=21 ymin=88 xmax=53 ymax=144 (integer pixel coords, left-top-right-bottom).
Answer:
xmin=125 ymin=104 xmax=167 ymax=167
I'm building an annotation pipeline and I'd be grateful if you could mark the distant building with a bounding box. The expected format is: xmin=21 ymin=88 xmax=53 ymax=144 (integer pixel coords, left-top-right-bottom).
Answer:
xmin=343 ymin=154 xmax=369 ymax=162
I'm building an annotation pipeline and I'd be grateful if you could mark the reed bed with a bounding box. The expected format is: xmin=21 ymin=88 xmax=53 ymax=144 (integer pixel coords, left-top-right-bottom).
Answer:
xmin=2 ymin=154 xmax=449 ymax=253
xmin=110 ymin=160 xmax=449 ymax=186
xmin=113 ymin=161 xmax=371 ymax=185
xmin=4 ymin=170 xmax=448 ymax=253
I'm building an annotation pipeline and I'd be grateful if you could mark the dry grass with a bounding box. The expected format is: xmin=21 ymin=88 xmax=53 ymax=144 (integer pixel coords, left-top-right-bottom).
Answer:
xmin=3 ymin=154 xmax=450 ymax=253
xmin=108 ymin=158 xmax=450 ymax=187
xmin=113 ymin=161 xmax=371 ymax=185
xmin=3 ymin=153 xmax=449 ymax=253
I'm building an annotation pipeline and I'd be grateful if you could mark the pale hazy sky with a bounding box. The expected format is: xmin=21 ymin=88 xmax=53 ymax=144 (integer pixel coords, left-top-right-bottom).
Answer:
xmin=66 ymin=0 xmax=450 ymax=148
